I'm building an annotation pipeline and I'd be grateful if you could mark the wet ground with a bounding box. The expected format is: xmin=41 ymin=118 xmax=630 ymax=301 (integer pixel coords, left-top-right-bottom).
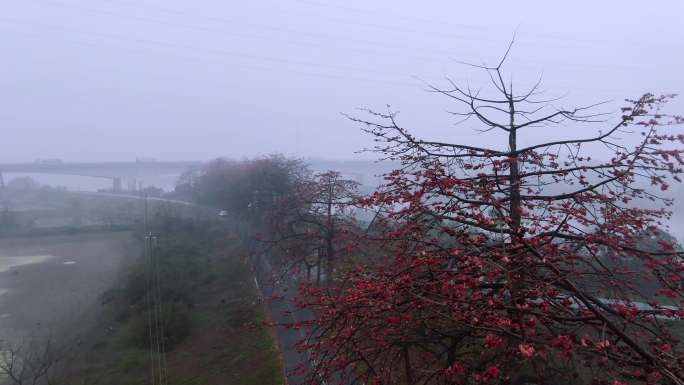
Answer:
xmin=0 ymin=231 xmax=139 ymax=345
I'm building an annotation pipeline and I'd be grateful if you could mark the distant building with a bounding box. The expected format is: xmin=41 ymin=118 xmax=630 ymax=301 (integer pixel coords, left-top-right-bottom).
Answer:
xmin=135 ymin=157 xmax=157 ymax=163
xmin=34 ymin=158 xmax=63 ymax=164
xmin=113 ymin=177 xmax=122 ymax=193
xmin=127 ymin=179 xmax=137 ymax=191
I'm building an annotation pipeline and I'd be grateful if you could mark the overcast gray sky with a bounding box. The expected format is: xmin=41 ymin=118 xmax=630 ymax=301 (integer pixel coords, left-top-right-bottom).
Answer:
xmin=1 ymin=0 xmax=682 ymax=162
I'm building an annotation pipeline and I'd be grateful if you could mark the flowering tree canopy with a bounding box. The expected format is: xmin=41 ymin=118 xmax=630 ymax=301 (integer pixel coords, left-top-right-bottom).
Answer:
xmin=297 ymin=49 xmax=684 ymax=385
xmin=263 ymin=170 xmax=361 ymax=284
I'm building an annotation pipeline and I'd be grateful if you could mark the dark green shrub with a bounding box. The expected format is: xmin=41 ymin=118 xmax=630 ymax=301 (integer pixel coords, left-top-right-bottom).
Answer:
xmin=127 ymin=302 xmax=191 ymax=351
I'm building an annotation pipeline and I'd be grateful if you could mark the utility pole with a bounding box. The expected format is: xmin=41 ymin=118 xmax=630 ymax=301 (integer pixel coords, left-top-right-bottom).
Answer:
xmin=142 ymin=186 xmax=167 ymax=385
xmin=0 ymin=171 xmax=7 ymax=212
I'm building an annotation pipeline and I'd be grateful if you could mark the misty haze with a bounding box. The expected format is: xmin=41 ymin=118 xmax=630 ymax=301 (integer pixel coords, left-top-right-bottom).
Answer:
xmin=1 ymin=1 xmax=683 ymax=385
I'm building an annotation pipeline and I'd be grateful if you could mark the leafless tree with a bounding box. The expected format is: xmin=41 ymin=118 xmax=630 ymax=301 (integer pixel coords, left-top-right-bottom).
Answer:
xmin=0 ymin=338 xmax=101 ymax=385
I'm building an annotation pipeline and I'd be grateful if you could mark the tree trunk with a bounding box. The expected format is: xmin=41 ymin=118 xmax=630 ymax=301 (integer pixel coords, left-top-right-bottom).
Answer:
xmin=508 ymin=93 xmax=526 ymax=342
xmin=325 ymin=235 xmax=334 ymax=282
xmin=402 ymin=347 xmax=413 ymax=384
xmin=316 ymin=255 xmax=322 ymax=286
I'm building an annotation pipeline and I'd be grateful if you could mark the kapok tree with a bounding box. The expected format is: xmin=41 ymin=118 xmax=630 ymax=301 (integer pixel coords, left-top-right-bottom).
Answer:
xmin=297 ymin=46 xmax=684 ymax=385
xmin=263 ymin=170 xmax=360 ymax=284
xmin=184 ymin=155 xmax=306 ymax=222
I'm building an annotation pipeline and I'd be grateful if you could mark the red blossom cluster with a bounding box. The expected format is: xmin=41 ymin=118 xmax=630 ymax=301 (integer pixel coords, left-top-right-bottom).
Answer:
xmin=275 ymin=55 xmax=684 ymax=385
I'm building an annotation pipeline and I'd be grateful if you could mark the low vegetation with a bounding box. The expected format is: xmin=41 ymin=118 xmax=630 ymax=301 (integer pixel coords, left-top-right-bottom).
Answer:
xmin=60 ymin=218 xmax=283 ymax=385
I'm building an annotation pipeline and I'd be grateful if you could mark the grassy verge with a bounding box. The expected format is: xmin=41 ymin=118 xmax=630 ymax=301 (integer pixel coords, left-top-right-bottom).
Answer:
xmin=67 ymin=218 xmax=284 ymax=385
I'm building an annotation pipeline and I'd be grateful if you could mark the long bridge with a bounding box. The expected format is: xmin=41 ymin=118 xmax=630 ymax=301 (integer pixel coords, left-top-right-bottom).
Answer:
xmin=0 ymin=159 xmax=391 ymax=193
xmin=0 ymin=160 xmax=200 ymax=192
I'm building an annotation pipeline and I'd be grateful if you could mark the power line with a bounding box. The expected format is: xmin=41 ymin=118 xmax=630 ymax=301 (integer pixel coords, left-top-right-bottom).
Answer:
xmin=68 ymin=0 xmax=495 ymax=47
xmin=0 ymin=28 xmax=636 ymax=101
xmin=290 ymin=0 xmax=494 ymax=32
xmin=0 ymin=26 xmax=424 ymax=89
xmin=1 ymin=8 xmax=656 ymax=96
xmin=234 ymin=0 xmax=622 ymax=50
xmin=27 ymin=0 xmax=677 ymax=74
xmin=29 ymin=0 xmax=427 ymax=59
xmin=145 ymin=241 xmax=157 ymax=385
xmin=142 ymin=191 xmax=167 ymax=385
xmin=281 ymin=0 xmax=638 ymax=48
xmin=90 ymin=0 xmax=473 ymax=57
xmin=150 ymin=234 xmax=168 ymax=385
xmin=215 ymin=0 xmax=672 ymax=52
xmin=0 ymin=17 xmax=428 ymax=80
xmin=0 ymin=19 xmax=649 ymax=96
xmin=143 ymin=197 xmax=158 ymax=385
xmin=94 ymin=0 xmax=601 ymax=62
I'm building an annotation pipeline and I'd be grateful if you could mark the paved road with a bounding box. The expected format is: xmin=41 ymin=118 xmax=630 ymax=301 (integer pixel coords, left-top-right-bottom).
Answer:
xmin=254 ymin=256 xmax=314 ymax=385
xmin=75 ymin=191 xmax=195 ymax=206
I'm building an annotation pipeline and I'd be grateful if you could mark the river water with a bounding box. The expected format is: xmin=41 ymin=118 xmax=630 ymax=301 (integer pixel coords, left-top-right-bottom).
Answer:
xmin=0 ymin=255 xmax=53 ymax=273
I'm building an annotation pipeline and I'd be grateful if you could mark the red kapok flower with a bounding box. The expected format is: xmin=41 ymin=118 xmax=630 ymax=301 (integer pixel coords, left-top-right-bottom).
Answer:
xmin=519 ymin=343 xmax=535 ymax=358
